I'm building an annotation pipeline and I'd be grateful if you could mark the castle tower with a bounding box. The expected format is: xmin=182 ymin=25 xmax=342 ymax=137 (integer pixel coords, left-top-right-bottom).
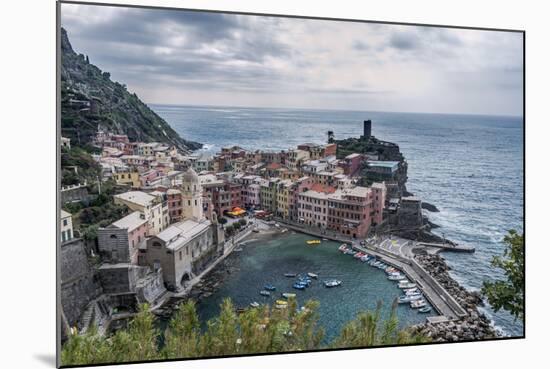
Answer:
xmin=181 ymin=167 xmax=204 ymax=222
xmin=362 ymin=120 xmax=372 ymax=140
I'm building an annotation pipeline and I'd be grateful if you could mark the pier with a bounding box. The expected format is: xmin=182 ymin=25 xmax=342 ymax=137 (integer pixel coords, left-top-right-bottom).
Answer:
xmin=274 ymin=219 xmax=469 ymax=320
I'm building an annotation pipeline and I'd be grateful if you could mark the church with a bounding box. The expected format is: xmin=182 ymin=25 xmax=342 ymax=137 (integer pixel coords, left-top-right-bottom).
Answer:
xmin=139 ymin=167 xmax=225 ymax=291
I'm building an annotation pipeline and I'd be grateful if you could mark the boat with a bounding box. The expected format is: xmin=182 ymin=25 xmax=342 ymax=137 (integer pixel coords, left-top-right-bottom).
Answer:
xmin=338 ymin=244 xmax=348 ymax=252
xmin=275 ymin=299 xmax=288 ymax=306
xmin=403 ymin=287 xmax=418 ymax=293
xmin=275 ymin=304 xmax=288 ymax=309
xmin=260 ymin=290 xmax=270 ymax=296
xmin=250 ymin=301 xmax=260 ymax=308
xmin=410 ymin=300 xmax=427 ymax=309
xmin=398 ymin=294 xmax=423 ymax=303
xmin=252 ymin=229 xmax=260 ymax=233
xmin=418 ymin=306 xmax=432 ymax=313
xmin=307 ymin=272 xmax=318 ymax=279
xmin=282 ymin=293 xmax=296 ymax=299
xmin=405 ymin=289 xmax=421 ymax=296
xmin=388 ymin=274 xmax=406 ymax=281
xmin=264 ymin=284 xmax=276 ymax=291
xmin=345 ymin=249 xmax=356 ymax=255
xmin=293 ymin=283 xmax=306 ymax=290
xmin=353 ymin=252 xmax=365 ymax=259
xmin=324 ymin=279 xmax=342 ymax=288
xmin=306 ymin=239 xmax=321 ymax=245
xmin=398 ymin=282 xmax=416 ymax=289
xmin=284 ymin=273 xmax=297 ymax=277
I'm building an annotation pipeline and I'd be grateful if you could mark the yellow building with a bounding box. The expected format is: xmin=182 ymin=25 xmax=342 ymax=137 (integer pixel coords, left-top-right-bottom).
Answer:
xmin=276 ymin=179 xmax=293 ymax=219
xmin=114 ymin=171 xmax=141 ymax=188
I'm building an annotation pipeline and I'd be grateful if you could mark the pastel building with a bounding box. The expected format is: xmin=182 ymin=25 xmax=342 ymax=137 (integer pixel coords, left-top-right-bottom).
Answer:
xmin=60 ymin=210 xmax=73 ymax=243
xmin=114 ymin=191 xmax=168 ymax=236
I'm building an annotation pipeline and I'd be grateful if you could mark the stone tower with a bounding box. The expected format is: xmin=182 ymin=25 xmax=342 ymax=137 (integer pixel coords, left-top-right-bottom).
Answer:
xmin=181 ymin=167 xmax=204 ymax=221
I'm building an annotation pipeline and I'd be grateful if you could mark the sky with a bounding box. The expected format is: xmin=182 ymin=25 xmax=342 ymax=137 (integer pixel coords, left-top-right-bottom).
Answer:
xmin=61 ymin=3 xmax=524 ymax=116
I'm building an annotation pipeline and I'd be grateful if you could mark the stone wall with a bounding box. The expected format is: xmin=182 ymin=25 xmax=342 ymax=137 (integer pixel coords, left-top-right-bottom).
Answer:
xmin=60 ymin=238 xmax=103 ymax=327
xmin=97 ymin=228 xmax=130 ymax=263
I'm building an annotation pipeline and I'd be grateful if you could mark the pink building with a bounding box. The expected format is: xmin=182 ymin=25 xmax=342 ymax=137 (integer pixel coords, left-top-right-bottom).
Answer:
xmin=340 ymin=153 xmax=363 ymax=176
xmin=166 ymin=188 xmax=183 ymax=223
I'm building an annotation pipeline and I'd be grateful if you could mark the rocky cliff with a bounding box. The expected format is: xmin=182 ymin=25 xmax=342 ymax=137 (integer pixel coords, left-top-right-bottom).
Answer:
xmin=60 ymin=27 xmax=201 ymax=152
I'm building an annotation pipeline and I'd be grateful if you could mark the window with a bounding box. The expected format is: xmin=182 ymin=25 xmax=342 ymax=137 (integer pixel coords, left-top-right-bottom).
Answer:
xmin=179 ymin=251 xmax=182 ymax=261
xmin=63 ymin=219 xmax=68 ymax=226
xmin=61 ymin=231 xmax=66 ymax=242
xmin=67 ymin=229 xmax=71 ymax=240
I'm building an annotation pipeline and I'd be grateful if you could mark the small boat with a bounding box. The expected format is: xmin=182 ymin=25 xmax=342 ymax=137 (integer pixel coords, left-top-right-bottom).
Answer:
xmin=418 ymin=306 xmax=432 ymax=313
xmin=275 ymin=304 xmax=288 ymax=309
xmin=260 ymin=290 xmax=271 ymax=296
xmin=284 ymin=273 xmax=297 ymax=278
xmin=275 ymin=299 xmax=288 ymax=305
xmin=410 ymin=300 xmax=427 ymax=309
xmin=405 ymin=289 xmax=422 ymax=296
xmin=322 ymin=238 xmax=328 ymax=241
xmin=306 ymin=239 xmax=321 ymax=245
xmin=293 ymin=283 xmax=306 ymax=290
xmin=353 ymin=252 xmax=365 ymax=259
xmin=338 ymin=244 xmax=348 ymax=252
xmin=250 ymin=301 xmax=260 ymax=308
xmin=282 ymin=293 xmax=296 ymax=299
xmin=324 ymin=279 xmax=342 ymax=288
xmin=398 ymin=282 xmax=416 ymax=289
xmin=307 ymin=272 xmax=318 ymax=279
xmin=398 ymin=294 xmax=423 ymax=303
xmin=388 ymin=274 xmax=406 ymax=281
xmin=264 ymin=284 xmax=276 ymax=291
xmin=345 ymin=249 xmax=356 ymax=255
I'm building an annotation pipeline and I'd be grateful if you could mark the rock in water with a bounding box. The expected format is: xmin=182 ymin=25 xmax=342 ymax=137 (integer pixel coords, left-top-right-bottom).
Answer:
xmin=422 ymin=202 xmax=440 ymax=212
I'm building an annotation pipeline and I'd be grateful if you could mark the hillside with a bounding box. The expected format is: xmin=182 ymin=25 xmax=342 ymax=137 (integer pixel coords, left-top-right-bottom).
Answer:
xmin=60 ymin=27 xmax=201 ymax=152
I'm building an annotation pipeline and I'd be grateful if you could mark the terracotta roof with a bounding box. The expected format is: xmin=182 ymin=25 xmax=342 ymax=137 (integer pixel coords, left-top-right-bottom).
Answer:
xmin=310 ymin=183 xmax=336 ymax=194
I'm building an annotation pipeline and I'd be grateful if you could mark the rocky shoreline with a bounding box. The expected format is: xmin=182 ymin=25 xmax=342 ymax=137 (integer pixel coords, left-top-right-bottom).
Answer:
xmin=410 ymin=253 xmax=500 ymax=342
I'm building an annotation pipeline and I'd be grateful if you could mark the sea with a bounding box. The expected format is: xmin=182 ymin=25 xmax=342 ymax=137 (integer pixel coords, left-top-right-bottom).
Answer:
xmin=151 ymin=104 xmax=524 ymax=337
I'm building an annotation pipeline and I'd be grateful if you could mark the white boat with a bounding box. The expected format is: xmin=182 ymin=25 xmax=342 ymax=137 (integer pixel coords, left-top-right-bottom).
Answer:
xmin=418 ymin=306 xmax=432 ymax=313
xmin=307 ymin=272 xmax=319 ymax=279
xmin=260 ymin=290 xmax=270 ymax=296
xmin=282 ymin=293 xmax=296 ymax=299
xmin=398 ymin=282 xmax=416 ymax=289
xmin=410 ymin=300 xmax=427 ymax=309
xmin=398 ymin=294 xmax=423 ymax=303
xmin=388 ymin=274 xmax=406 ymax=281
xmin=250 ymin=301 xmax=260 ymax=308
xmin=324 ymin=279 xmax=342 ymax=288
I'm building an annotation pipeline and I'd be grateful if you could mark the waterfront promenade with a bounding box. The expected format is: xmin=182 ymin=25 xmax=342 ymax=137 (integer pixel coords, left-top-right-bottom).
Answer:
xmin=273 ymin=219 xmax=468 ymax=321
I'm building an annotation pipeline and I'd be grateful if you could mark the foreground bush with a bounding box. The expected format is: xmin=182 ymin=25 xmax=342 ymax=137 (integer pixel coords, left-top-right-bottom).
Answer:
xmin=62 ymin=298 xmax=428 ymax=365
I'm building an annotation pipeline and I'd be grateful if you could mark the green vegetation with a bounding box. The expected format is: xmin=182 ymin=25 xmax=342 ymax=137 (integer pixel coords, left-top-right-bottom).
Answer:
xmin=61 ymin=298 xmax=428 ymax=366
xmin=61 ymin=27 xmax=201 ymax=151
xmin=61 ymin=146 xmax=101 ymax=186
xmin=482 ymin=230 xmax=525 ymax=320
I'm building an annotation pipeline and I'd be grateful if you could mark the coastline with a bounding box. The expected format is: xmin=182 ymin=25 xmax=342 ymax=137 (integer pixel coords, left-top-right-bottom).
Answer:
xmin=154 ymin=219 xmax=500 ymax=343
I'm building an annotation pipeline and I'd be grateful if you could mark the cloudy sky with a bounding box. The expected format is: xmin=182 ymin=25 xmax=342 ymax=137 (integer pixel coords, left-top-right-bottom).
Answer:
xmin=61 ymin=3 xmax=523 ymax=116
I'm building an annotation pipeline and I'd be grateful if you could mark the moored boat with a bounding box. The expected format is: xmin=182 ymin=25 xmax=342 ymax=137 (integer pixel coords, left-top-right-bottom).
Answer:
xmin=306 ymin=239 xmax=321 ymax=245
xmin=307 ymin=272 xmax=318 ymax=279
xmin=260 ymin=290 xmax=270 ymax=296
xmin=250 ymin=301 xmax=260 ymax=308
xmin=418 ymin=306 xmax=432 ymax=313
xmin=324 ymin=279 xmax=342 ymax=288
xmin=284 ymin=273 xmax=297 ymax=277
xmin=293 ymin=283 xmax=306 ymax=290
xmin=275 ymin=299 xmax=288 ymax=305
xmin=398 ymin=294 xmax=423 ymax=303
xmin=282 ymin=293 xmax=296 ymax=299
xmin=410 ymin=299 xmax=427 ymax=309
xmin=388 ymin=274 xmax=406 ymax=281
xmin=264 ymin=284 xmax=276 ymax=291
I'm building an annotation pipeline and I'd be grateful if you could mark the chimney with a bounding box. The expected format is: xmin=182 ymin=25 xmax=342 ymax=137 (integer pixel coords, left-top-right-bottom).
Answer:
xmin=363 ymin=120 xmax=372 ymax=139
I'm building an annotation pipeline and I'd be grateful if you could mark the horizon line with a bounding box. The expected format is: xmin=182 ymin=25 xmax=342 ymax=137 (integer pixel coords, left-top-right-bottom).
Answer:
xmin=146 ymin=101 xmax=524 ymax=120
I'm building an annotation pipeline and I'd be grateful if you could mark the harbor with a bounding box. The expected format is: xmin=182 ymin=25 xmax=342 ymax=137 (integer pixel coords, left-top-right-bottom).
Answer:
xmin=167 ymin=229 xmax=438 ymax=343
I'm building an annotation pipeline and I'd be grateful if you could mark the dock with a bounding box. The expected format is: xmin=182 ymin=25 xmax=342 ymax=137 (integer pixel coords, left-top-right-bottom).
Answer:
xmin=273 ymin=219 xmax=469 ymax=321
xmin=416 ymin=242 xmax=475 ymax=253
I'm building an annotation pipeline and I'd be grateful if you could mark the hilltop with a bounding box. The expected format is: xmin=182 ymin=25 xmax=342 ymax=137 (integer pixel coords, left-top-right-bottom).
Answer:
xmin=60 ymin=27 xmax=201 ymax=152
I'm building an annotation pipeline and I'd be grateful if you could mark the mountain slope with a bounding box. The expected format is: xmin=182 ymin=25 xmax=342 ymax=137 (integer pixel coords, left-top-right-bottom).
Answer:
xmin=60 ymin=27 xmax=201 ymax=152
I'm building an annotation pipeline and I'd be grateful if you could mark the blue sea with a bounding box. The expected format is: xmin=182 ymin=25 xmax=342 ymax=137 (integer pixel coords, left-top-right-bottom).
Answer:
xmin=152 ymin=104 xmax=524 ymax=337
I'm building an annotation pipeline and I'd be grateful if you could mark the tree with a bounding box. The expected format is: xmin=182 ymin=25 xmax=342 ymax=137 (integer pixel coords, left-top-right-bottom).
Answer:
xmin=481 ymin=230 xmax=524 ymax=320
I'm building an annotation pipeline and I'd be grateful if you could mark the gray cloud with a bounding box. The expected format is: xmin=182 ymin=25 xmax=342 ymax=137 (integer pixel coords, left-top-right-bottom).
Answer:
xmin=61 ymin=3 xmax=523 ymax=116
